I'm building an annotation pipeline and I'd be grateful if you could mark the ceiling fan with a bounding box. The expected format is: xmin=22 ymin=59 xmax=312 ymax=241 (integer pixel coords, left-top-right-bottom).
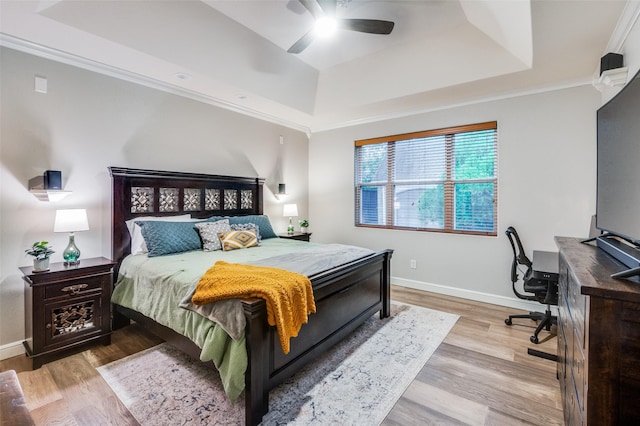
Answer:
xmin=287 ymin=0 xmax=395 ymax=54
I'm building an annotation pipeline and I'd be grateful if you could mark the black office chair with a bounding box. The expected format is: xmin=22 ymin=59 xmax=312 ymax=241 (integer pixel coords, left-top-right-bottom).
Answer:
xmin=504 ymin=226 xmax=558 ymax=344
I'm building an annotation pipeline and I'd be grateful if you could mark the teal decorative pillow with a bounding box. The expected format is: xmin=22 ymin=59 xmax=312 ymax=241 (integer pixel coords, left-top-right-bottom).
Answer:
xmin=218 ymin=230 xmax=259 ymax=251
xmin=126 ymin=214 xmax=192 ymax=255
xmin=206 ymin=215 xmax=277 ymax=239
xmin=137 ymin=220 xmax=203 ymax=257
xmin=228 ymin=215 xmax=277 ymax=239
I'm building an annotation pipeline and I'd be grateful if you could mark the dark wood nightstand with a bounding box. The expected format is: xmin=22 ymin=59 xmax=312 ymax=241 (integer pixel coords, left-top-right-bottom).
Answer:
xmin=278 ymin=232 xmax=312 ymax=242
xmin=20 ymin=257 xmax=115 ymax=369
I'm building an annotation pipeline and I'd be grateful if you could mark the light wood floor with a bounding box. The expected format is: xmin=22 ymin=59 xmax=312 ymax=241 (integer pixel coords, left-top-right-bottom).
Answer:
xmin=1 ymin=286 xmax=562 ymax=425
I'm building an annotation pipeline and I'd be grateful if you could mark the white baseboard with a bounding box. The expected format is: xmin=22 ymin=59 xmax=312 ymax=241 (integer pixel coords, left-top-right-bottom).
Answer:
xmin=0 ymin=340 xmax=25 ymax=361
xmin=392 ymin=276 xmax=558 ymax=314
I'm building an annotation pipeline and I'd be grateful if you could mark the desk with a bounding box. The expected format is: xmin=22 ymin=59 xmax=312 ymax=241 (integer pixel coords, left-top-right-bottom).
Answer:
xmin=532 ymin=250 xmax=559 ymax=281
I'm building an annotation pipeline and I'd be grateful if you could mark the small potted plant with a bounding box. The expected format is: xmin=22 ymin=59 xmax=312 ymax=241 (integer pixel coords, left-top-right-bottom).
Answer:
xmin=299 ymin=219 xmax=309 ymax=233
xmin=25 ymin=241 xmax=55 ymax=272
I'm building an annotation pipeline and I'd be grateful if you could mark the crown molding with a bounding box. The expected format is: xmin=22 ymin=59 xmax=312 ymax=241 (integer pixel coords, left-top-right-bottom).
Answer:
xmin=0 ymin=34 xmax=311 ymax=136
xmin=604 ymin=0 xmax=640 ymax=53
xmin=593 ymin=67 xmax=629 ymax=91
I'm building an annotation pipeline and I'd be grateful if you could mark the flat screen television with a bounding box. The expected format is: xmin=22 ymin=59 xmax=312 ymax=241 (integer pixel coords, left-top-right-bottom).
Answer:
xmin=596 ymin=67 xmax=640 ymax=279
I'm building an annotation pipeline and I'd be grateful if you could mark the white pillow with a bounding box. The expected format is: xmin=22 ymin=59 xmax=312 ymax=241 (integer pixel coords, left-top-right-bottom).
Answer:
xmin=125 ymin=214 xmax=191 ymax=255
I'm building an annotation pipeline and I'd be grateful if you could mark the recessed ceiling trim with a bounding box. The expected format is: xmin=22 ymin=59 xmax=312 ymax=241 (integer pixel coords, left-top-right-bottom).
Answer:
xmin=603 ymin=0 xmax=640 ymax=53
xmin=0 ymin=33 xmax=311 ymax=135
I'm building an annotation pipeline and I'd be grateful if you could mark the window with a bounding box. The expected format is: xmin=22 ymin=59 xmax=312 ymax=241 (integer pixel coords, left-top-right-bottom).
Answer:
xmin=355 ymin=121 xmax=497 ymax=236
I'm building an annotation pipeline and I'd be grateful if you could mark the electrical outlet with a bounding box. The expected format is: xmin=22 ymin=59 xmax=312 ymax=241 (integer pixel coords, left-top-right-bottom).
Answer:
xmin=410 ymin=259 xmax=417 ymax=269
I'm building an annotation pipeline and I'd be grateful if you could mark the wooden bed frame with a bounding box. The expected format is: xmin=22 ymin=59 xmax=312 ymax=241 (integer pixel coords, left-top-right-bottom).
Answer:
xmin=109 ymin=167 xmax=393 ymax=426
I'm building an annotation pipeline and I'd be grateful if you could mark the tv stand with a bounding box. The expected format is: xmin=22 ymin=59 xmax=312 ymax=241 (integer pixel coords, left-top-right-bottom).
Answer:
xmin=595 ymin=235 xmax=640 ymax=279
xmin=556 ymin=237 xmax=640 ymax=425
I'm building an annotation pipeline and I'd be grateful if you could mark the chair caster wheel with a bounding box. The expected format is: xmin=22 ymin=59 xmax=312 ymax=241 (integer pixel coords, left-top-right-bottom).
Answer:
xmin=530 ymin=335 xmax=539 ymax=344
xmin=505 ymin=318 xmax=512 ymax=326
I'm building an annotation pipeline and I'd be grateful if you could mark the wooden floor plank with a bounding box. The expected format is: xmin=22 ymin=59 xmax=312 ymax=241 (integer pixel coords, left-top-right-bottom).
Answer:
xmin=16 ymin=367 xmax=61 ymax=412
xmin=28 ymin=398 xmax=78 ymax=426
xmin=382 ymin=396 xmax=469 ymax=426
xmin=417 ymin=360 xmax=562 ymax=425
xmin=423 ymin=349 xmax=559 ymax=410
xmin=401 ymin=380 xmax=489 ymax=426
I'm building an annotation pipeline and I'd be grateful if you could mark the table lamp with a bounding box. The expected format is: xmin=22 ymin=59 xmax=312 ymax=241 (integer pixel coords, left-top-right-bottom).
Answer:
xmin=54 ymin=209 xmax=89 ymax=265
xmin=283 ymin=204 xmax=298 ymax=235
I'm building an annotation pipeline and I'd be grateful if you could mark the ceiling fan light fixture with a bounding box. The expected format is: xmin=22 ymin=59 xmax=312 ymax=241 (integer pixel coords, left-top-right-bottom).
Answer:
xmin=314 ymin=16 xmax=337 ymax=38
xmin=287 ymin=0 xmax=394 ymax=53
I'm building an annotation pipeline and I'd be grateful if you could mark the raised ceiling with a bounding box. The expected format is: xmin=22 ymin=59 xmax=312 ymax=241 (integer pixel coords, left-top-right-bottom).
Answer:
xmin=0 ymin=0 xmax=632 ymax=133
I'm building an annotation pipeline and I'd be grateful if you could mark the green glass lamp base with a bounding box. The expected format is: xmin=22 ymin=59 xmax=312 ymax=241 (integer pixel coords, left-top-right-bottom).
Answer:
xmin=63 ymin=234 xmax=81 ymax=266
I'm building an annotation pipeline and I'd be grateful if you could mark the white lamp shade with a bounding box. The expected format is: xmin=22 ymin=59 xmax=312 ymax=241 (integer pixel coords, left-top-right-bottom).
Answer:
xmin=283 ymin=204 xmax=298 ymax=217
xmin=54 ymin=209 xmax=89 ymax=233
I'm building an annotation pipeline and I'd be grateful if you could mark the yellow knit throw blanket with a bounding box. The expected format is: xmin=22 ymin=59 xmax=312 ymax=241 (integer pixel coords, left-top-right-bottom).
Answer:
xmin=192 ymin=261 xmax=316 ymax=354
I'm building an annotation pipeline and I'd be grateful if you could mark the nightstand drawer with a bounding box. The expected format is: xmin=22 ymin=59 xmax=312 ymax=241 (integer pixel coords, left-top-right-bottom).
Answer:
xmin=44 ymin=274 xmax=108 ymax=299
xmin=44 ymin=293 xmax=104 ymax=348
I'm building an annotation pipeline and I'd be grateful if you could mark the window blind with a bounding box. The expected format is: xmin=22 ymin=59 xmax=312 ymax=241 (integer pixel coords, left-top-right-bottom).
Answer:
xmin=355 ymin=121 xmax=498 ymax=236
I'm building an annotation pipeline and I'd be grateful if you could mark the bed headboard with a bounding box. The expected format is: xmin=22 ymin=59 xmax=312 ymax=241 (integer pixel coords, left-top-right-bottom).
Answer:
xmin=109 ymin=167 xmax=264 ymax=268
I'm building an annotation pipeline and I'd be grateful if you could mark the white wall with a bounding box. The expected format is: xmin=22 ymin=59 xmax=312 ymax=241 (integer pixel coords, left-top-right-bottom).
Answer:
xmin=309 ymin=85 xmax=600 ymax=307
xmin=0 ymin=47 xmax=309 ymax=358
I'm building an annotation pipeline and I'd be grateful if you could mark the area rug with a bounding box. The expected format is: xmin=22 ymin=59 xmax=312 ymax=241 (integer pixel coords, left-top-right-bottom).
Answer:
xmin=97 ymin=303 xmax=458 ymax=425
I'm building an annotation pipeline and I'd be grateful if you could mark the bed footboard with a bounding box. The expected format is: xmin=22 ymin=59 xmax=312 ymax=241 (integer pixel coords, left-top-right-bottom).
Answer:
xmin=242 ymin=248 xmax=393 ymax=426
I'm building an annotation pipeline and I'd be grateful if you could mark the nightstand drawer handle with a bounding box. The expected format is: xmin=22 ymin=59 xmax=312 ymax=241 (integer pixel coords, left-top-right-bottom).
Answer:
xmin=61 ymin=284 xmax=88 ymax=295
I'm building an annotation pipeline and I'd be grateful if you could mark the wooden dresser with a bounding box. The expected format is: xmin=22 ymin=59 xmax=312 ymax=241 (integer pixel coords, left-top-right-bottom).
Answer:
xmin=555 ymin=237 xmax=640 ymax=425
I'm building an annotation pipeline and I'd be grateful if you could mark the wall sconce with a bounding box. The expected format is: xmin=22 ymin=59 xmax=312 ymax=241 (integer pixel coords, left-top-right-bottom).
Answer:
xmin=275 ymin=183 xmax=287 ymax=200
xmin=54 ymin=209 xmax=89 ymax=265
xmin=283 ymin=203 xmax=298 ymax=234
xmin=29 ymin=170 xmax=72 ymax=202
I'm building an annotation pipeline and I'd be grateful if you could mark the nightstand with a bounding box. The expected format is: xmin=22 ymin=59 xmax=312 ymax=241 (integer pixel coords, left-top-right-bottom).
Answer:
xmin=20 ymin=257 xmax=115 ymax=369
xmin=278 ymin=232 xmax=312 ymax=242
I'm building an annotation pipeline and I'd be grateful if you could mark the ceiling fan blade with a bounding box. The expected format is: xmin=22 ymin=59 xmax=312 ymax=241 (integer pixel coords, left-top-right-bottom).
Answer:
xmin=339 ymin=19 xmax=395 ymax=35
xmin=298 ymin=0 xmax=324 ymax=19
xmin=287 ymin=29 xmax=316 ymax=54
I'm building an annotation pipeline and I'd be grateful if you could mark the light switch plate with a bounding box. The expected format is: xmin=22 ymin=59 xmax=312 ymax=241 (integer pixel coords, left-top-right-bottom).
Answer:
xmin=35 ymin=76 xmax=47 ymax=94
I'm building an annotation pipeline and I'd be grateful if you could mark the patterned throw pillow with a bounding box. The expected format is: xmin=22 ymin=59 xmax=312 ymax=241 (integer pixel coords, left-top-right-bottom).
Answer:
xmin=137 ymin=220 xmax=203 ymax=257
xmin=195 ymin=220 xmax=231 ymax=251
xmin=218 ymin=230 xmax=259 ymax=251
xmin=230 ymin=223 xmax=261 ymax=243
